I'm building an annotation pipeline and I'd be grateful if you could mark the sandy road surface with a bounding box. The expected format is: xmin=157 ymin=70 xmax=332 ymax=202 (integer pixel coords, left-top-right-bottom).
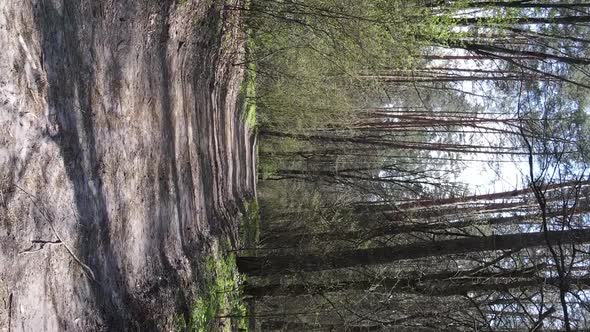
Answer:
xmin=0 ymin=0 xmax=254 ymax=330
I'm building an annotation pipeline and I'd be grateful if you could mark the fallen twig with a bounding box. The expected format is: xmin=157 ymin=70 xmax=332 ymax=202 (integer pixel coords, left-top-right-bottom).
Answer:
xmin=19 ymin=239 xmax=62 ymax=255
xmin=14 ymin=184 xmax=99 ymax=284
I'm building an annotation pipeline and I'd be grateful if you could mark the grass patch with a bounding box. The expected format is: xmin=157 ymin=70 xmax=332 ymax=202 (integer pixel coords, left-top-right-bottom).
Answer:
xmin=258 ymin=136 xmax=307 ymax=180
xmin=243 ymin=64 xmax=257 ymax=130
xmin=239 ymin=199 xmax=260 ymax=254
xmin=176 ymin=250 xmax=248 ymax=332
xmin=241 ymin=17 xmax=257 ymax=130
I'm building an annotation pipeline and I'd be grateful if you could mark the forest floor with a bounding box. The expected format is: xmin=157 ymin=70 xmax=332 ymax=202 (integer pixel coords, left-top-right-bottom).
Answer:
xmin=0 ymin=0 xmax=255 ymax=330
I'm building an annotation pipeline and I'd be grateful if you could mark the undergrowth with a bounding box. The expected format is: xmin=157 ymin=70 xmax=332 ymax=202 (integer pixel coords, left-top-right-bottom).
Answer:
xmin=239 ymin=199 xmax=260 ymax=256
xmin=243 ymin=62 xmax=257 ymax=130
xmin=242 ymin=19 xmax=257 ymax=131
xmin=175 ymin=196 xmax=261 ymax=332
xmin=176 ymin=250 xmax=248 ymax=332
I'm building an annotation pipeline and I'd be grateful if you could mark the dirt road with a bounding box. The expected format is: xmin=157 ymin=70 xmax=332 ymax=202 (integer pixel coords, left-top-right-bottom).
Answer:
xmin=0 ymin=0 xmax=253 ymax=330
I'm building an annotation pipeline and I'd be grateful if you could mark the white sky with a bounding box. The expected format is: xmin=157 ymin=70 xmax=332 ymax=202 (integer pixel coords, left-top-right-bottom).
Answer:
xmin=429 ymin=48 xmax=531 ymax=195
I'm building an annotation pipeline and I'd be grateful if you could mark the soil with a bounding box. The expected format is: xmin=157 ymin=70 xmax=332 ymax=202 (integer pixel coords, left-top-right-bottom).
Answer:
xmin=0 ymin=0 xmax=254 ymax=330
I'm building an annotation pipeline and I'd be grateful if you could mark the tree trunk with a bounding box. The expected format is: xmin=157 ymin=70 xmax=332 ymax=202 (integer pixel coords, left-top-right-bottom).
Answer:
xmin=237 ymin=229 xmax=590 ymax=276
xmin=261 ymin=320 xmax=384 ymax=331
xmin=244 ymin=267 xmax=541 ymax=297
xmin=456 ymin=15 xmax=590 ymax=27
xmin=260 ymin=130 xmax=540 ymax=156
xmin=262 ymin=209 xmax=589 ymax=247
xmin=461 ymin=2 xmax=590 ymax=9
